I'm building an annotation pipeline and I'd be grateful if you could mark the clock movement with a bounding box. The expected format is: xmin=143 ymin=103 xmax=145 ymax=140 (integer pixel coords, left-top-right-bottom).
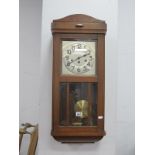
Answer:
xmin=51 ymin=14 xmax=107 ymax=143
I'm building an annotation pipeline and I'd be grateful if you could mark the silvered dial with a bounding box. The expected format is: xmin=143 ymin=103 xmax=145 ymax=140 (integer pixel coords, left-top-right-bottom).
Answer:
xmin=62 ymin=41 xmax=95 ymax=75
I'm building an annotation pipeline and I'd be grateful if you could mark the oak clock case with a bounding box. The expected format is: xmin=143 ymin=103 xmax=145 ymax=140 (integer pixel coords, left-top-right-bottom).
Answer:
xmin=51 ymin=14 xmax=107 ymax=143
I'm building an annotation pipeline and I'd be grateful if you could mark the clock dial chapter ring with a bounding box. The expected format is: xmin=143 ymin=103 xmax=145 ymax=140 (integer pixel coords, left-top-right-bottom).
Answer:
xmin=63 ymin=42 xmax=95 ymax=74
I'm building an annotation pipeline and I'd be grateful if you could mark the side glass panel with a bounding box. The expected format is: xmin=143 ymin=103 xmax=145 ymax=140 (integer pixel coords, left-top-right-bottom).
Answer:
xmin=60 ymin=82 xmax=97 ymax=126
xmin=59 ymin=83 xmax=67 ymax=126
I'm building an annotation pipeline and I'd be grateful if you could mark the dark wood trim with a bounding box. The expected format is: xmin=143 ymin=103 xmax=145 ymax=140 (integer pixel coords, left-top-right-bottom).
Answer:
xmin=66 ymin=83 xmax=70 ymax=125
xmin=59 ymin=76 xmax=97 ymax=82
xmin=53 ymin=135 xmax=105 ymax=143
xmin=88 ymin=83 xmax=92 ymax=125
xmin=97 ymin=34 xmax=105 ymax=131
xmin=52 ymin=14 xmax=107 ymax=34
xmin=52 ymin=14 xmax=105 ymax=23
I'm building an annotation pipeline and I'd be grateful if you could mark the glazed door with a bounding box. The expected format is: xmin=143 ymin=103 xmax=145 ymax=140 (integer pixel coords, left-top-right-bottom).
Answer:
xmin=60 ymin=82 xmax=97 ymax=127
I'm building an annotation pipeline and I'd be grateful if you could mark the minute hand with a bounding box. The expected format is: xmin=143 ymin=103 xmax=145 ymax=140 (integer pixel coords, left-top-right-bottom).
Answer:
xmin=69 ymin=53 xmax=90 ymax=65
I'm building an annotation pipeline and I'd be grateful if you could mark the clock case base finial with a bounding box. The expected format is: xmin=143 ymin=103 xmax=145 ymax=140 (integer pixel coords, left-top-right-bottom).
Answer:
xmin=51 ymin=130 xmax=106 ymax=143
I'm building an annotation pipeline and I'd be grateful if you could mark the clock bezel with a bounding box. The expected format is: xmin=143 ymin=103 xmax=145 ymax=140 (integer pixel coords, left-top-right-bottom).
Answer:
xmin=56 ymin=34 xmax=99 ymax=82
xmin=61 ymin=39 xmax=97 ymax=76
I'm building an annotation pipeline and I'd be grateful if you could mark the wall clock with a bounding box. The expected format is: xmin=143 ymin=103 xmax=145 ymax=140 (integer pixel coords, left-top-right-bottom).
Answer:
xmin=51 ymin=14 xmax=107 ymax=143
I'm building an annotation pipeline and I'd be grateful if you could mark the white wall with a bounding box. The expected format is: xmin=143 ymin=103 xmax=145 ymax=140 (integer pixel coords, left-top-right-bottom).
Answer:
xmin=19 ymin=0 xmax=42 ymax=124
xmin=116 ymin=0 xmax=135 ymax=155
xmin=39 ymin=0 xmax=119 ymax=155
xmin=19 ymin=0 xmax=42 ymax=154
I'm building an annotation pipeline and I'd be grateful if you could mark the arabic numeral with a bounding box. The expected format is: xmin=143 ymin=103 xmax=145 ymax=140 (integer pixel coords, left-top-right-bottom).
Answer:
xmin=72 ymin=46 xmax=75 ymax=51
xmin=77 ymin=44 xmax=82 ymax=49
xmin=88 ymin=50 xmax=91 ymax=55
xmin=65 ymin=55 xmax=69 ymax=60
xmin=89 ymin=55 xmax=92 ymax=60
xmin=83 ymin=66 xmax=88 ymax=71
xmin=67 ymin=49 xmax=71 ymax=54
xmin=87 ymin=62 xmax=91 ymax=66
xmin=66 ymin=62 xmax=70 ymax=66
xmin=77 ymin=68 xmax=81 ymax=72
xmin=83 ymin=45 xmax=86 ymax=48
xmin=71 ymin=65 xmax=75 ymax=70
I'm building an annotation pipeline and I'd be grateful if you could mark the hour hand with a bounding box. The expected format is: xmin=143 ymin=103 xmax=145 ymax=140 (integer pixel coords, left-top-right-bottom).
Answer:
xmin=68 ymin=52 xmax=90 ymax=65
xmin=79 ymin=52 xmax=90 ymax=59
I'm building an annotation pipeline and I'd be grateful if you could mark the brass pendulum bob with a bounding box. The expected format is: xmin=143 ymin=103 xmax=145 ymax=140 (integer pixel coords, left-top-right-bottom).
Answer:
xmin=73 ymin=100 xmax=89 ymax=126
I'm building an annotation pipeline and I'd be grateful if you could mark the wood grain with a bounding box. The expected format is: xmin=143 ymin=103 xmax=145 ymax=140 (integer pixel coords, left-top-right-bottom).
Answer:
xmin=51 ymin=14 xmax=107 ymax=143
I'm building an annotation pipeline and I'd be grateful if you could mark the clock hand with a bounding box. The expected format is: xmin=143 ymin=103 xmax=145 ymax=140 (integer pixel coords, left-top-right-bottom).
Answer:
xmin=68 ymin=53 xmax=90 ymax=65
xmin=80 ymin=52 xmax=90 ymax=58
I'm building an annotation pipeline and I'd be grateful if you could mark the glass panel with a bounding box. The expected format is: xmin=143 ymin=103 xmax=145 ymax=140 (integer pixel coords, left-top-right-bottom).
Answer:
xmin=61 ymin=40 xmax=96 ymax=76
xmin=60 ymin=82 xmax=97 ymax=126
xmin=59 ymin=83 xmax=67 ymax=126
xmin=91 ymin=83 xmax=97 ymax=125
